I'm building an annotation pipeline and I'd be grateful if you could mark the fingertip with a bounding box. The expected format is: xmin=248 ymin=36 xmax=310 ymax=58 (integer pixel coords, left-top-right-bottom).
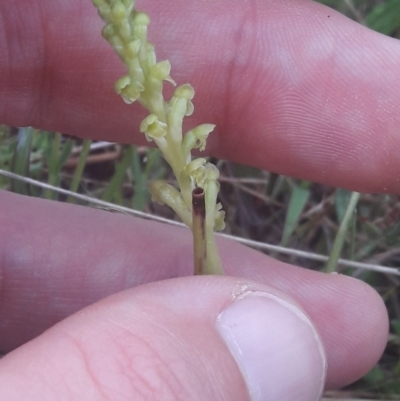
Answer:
xmin=322 ymin=273 xmax=389 ymax=389
xmin=220 ymin=245 xmax=389 ymax=390
xmin=218 ymin=290 xmax=326 ymax=401
xmin=0 ymin=277 xmax=327 ymax=401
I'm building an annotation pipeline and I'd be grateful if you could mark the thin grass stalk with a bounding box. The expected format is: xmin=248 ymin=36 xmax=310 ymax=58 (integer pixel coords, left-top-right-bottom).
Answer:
xmin=1 ymin=168 xmax=399 ymax=276
xmin=10 ymin=127 xmax=33 ymax=195
xmin=349 ymin=209 xmax=356 ymax=261
xmin=325 ymin=191 xmax=360 ymax=273
xmin=102 ymin=146 xmax=133 ymax=203
xmin=45 ymin=132 xmax=61 ymax=199
xmin=130 ymin=145 xmax=147 ymax=211
xmin=67 ymin=139 xmax=92 ymax=203
xmin=58 ymin=138 xmax=74 ymax=168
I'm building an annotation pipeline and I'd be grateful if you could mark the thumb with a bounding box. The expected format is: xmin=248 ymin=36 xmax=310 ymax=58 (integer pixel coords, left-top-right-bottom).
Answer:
xmin=0 ymin=276 xmax=326 ymax=401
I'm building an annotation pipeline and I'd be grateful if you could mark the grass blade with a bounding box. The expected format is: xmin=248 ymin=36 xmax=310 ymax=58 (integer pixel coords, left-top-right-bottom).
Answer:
xmin=10 ymin=127 xmax=33 ymax=195
xmin=67 ymin=139 xmax=92 ymax=203
xmin=281 ymin=180 xmax=310 ymax=246
xmin=45 ymin=132 xmax=62 ymax=199
xmin=325 ymin=191 xmax=360 ymax=273
xmin=365 ymin=0 xmax=400 ymax=35
xmin=130 ymin=145 xmax=147 ymax=210
xmin=102 ymin=146 xmax=132 ymax=203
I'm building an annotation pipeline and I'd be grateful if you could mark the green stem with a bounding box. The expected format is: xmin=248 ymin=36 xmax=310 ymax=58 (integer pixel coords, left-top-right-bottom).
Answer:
xmin=45 ymin=132 xmax=61 ymax=199
xmin=191 ymin=187 xmax=223 ymax=275
xmin=102 ymin=146 xmax=132 ymax=203
xmin=325 ymin=191 xmax=360 ymax=273
xmin=203 ymin=228 xmax=223 ymax=275
xmin=67 ymin=139 xmax=92 ymax=203
xmin=204 ymin=181 xmax=223 ymax=275
xmin=130 ymin=145 xmax=146 ymax=210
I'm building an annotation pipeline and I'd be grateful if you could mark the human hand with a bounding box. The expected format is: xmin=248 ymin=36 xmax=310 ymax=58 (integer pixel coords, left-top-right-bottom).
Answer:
xmin=0 ymin=1 xmax=392 ymax=400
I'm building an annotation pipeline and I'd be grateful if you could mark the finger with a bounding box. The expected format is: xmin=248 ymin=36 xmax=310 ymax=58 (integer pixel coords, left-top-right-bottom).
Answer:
xmin=0 ymin=190 xmax=388 ymax=389
xmin=0 ymin=276 xmax=327 ymax=401
xmin=1 ymin=0 xmax=400 ymax=192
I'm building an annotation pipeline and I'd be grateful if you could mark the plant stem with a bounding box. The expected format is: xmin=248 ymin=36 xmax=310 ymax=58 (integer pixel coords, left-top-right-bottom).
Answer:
xmin=192 ymin=187 xmax=206 ymax=275
xmin=192 ymin=187 xmax=224 ymax=275
xmin=45 ymin=132 xmax=61 ymax=199
xmin=102 ymin=146 xmax=133 ymax=203
xmin=67 ymin=139 xmax=92 ymax=203
xmin=11 ymin=127 xmax=33 ymax=195
xmin=325 ymin=191 xmax=360 ymax=273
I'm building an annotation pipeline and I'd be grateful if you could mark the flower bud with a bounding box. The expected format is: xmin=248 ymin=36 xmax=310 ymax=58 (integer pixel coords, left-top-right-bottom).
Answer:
xmin=115 ymin=75 xmax=141 ymax=103
xmin=150 ymin=180 xmax=192 ymax=226
xmin=126 ymin=39 xmax=142 ymax=58
xmin=133 ymin=11 xmax=150 ymax=26
xmin=203 ymin=162 xmax=219 ymax=181
xmin=140 ymin=114 xmax=168 ymax=141
xmin=167 ymin=85 xmax=195 ymax=138
xmin=150 ymin=60 xmax=176 ymax=85
xmin=170 ymin=85 xmax=194 ymax=117
xmin=182 ymin=124 xmax=215 ymax=158
xmin=92 ymin=0 xmax=110 ymax=19
xmin=111 ymin=1 xmax=127 ymax=22
xmin=174 ymin=84 xmax=195 ymax=100
xmin=185 ymin=158 xmax=207 ymax=175
xmin=119 ymin=20 xmax=132 ymax=40
xmin=182 ymin=158 xmax=207 ymax=187
xmin=102 ymin=24 xmax=115 ymax=40
xmin=133 ymin=12 xmax=150 ymax=40
xmin=150 ymin=180 xmax=180 ymax=206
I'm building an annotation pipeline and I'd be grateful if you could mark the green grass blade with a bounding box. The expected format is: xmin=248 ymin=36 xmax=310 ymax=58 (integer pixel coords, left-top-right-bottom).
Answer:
xmin=11 ymin=127 xmax=34 ymax=195
xmin=43 ymin=133 xmax=75 ymax=200
xmin=102 ymin=146 xmax=133 ymax=203
xmin=130 ymin=145 xmax=147 ymax=211
xmin=67 ymin=139 xmax=92 ymax=203
xmin=58 ymin=137 xmax=74 ymax=168
xmin=365 ymin=0 xmax=400 ymax=35
xmin=280 ymin=180 xmax=310 ymax=246
xmin=325 ymin=191 xmax=360 ymax=273
xmin=0 ymin=128 xmax=14 ymax=188
xmin=334 ymin=188 xmax=352 ymax=222
xmin=130 ymin=147 xmax=163 ymax=210
xmin=45 ymin=132 xmax=62 ymax=199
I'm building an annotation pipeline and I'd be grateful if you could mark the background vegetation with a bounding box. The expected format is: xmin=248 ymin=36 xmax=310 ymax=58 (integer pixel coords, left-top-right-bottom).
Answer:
xmin=0 ymin=0 xmax=399 ymax=398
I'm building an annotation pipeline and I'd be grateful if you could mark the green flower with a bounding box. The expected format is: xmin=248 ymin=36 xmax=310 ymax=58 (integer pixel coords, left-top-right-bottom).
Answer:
xmin=92 ymin=0 xmax=225 ymax=275
xmin=140 ymin=114 xmax=167 ymax=143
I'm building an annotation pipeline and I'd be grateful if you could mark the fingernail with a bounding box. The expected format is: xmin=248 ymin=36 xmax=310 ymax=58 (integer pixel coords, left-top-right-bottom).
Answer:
xmin=217 ymin=291 xmax=326 ymax=401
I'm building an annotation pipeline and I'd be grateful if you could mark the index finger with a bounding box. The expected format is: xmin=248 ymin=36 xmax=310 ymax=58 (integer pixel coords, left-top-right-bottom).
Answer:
xmin=0 ymin=0 xmax=399 ymax=192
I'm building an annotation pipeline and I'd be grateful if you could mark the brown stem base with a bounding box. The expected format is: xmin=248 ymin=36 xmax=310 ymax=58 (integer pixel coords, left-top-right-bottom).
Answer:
xmin=192 ymin=187 xmax=206 ymax=275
